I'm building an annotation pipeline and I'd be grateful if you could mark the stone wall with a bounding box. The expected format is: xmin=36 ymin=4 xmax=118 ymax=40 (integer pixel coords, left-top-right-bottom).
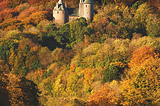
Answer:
xmin=84 ymin=4 xmax=94 ymax=21
xmin=53 ymin=10 xmax=68 ymax=25
xmin=79 ymin=2 xmax=84 ymax=17
xmin=68 ymin=16 xmax=80 ymax=22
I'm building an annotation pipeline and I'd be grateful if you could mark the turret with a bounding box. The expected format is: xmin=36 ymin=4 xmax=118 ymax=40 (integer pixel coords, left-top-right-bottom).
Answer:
xmin=53 ymin=0 xmax=68 ymax=25
xmin=83 ymin=0 xmax=94 ymax=21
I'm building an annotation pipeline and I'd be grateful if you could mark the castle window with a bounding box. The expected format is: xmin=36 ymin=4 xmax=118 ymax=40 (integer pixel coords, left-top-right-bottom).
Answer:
xmin=57 ymin=11 xmax=59 ymax=14
xmin=86 ymin=5 xmax=87 ymax=7
xmin=87 ymin=12 xmax=88 ymax=14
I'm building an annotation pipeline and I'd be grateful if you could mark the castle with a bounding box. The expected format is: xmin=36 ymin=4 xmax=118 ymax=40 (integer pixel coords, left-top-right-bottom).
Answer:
xmin=53 ymin=0 xmax=94 ymax=25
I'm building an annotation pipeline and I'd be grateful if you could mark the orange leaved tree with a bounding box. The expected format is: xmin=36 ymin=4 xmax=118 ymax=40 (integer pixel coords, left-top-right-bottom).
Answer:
xmin=86 ymin=84 xmax=120 ymax=106
xmin=129 ymin=46 xmax=159 ymax=68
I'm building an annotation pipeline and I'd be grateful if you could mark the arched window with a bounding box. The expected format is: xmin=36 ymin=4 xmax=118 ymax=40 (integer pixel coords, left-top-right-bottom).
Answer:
xmin=86 ymin=5 xmax=87 ymax=7
xmin=57 ymin=11 xmax=59 ymax=14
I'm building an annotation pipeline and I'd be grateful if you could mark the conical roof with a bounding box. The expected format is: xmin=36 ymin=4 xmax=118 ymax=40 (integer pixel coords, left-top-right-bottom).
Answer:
xmin=54 ymin=0 xmax=67 ymax=10
xmin=83 ymin=0 xmax=94 ymax=4
xmin=58 ymin=0 xmax=63 ymax=4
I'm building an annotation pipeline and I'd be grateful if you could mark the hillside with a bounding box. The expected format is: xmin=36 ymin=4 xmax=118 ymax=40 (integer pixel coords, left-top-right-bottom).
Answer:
xmin=0 ymin=0 xmax=160 ymax=106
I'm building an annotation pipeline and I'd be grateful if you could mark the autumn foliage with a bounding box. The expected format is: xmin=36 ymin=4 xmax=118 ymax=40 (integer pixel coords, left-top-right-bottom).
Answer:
xmin=87 ymin=84 xmax=120 ymax=106
xmin=0 ymin=1 xmax=9 ymax=12
xmin=0 ymin=62 xmax=39 ymax=106
xmin=129 ymin=46 xmax=159 ymax=68
xmin=121 ymin=46 xmax=160 ymax=105
xmin=0 ymin=9 xmax=18 ymax=23
xmin=0 ymin=1 xmax=160 ymax=106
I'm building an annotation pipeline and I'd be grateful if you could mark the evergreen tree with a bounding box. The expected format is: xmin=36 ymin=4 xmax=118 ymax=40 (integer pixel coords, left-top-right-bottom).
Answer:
xmin=102 ymin=53 xmax=119 ymax=83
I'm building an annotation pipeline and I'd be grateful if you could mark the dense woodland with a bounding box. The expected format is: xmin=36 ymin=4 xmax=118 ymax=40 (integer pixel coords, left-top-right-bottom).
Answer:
xmin=0 ymin=0 xmax=160 ymax=106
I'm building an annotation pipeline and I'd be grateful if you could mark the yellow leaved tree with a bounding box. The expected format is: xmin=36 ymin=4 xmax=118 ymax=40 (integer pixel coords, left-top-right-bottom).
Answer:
xmin=120 ymin=46 xmax=160 ymax=105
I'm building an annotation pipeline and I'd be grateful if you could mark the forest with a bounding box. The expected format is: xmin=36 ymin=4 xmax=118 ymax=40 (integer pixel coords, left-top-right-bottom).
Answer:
xmin=0 ymin=0 xmax=160 ymax=106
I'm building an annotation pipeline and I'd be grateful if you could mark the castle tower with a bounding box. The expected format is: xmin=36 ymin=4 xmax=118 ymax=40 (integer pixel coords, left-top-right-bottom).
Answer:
xmin=83 ymin=0 xmax=94 ymax=21
xmin=53 ymin=0 xmax=68 ymax=25
xmin=79 ymin=0 xmax=84 ymax=17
